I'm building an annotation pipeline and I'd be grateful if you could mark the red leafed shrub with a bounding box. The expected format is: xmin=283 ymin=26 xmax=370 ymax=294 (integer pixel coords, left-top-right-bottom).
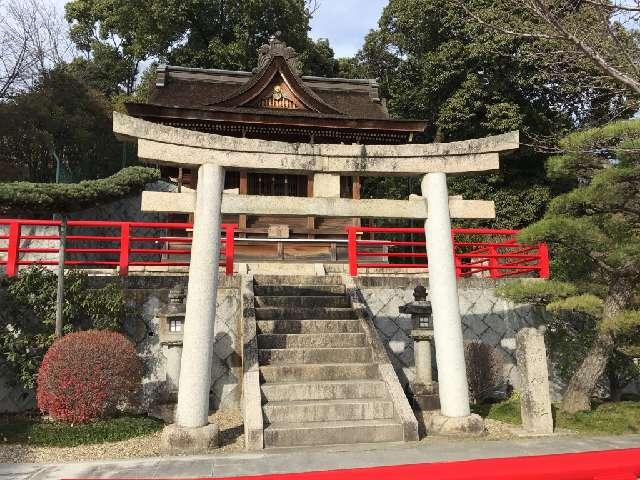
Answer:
xmin=36 ymin=330 xmax=142 ymax=423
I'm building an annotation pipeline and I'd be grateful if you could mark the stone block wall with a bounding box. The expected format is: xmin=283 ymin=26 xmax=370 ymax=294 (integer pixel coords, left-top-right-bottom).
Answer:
xmin=355 ymin=277 xmax=541 ymax=394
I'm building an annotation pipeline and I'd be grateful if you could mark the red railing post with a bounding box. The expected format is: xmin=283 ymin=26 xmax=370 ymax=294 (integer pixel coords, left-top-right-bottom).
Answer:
xmin=451 ymin=231 xmax=462 ymax=278
xmin=224 ymin=224 xmax=236 ymax=275
xmin=347 ymin=227 xmax=358 ymax=277
xmin=538 ymin=243 xmax=550 ymax=278
xmin=118 ymin=222 xmax=131 ymax=276
xmin=488 ymin=245 xmax=500 ymax=279
xmin=6 ymin=221 xmax=20 ymax=277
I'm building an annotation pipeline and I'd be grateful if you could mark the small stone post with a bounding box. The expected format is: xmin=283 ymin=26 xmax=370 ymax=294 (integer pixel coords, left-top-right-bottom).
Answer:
xmin=516 ymin=327 xmax=554 ymax=435
xmin=421 ymin=173 xmax=471 ymax=418
xmin=162 ymin=163 xmax=225 ymax=452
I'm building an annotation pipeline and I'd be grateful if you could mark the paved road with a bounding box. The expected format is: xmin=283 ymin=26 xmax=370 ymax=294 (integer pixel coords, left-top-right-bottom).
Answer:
xmin=2 ymin=435 xmax=639 ymax=480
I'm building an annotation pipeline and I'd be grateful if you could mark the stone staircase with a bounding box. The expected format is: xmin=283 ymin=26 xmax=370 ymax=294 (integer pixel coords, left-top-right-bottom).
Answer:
xmin=253 ymin=275 xmax=408 ymax=448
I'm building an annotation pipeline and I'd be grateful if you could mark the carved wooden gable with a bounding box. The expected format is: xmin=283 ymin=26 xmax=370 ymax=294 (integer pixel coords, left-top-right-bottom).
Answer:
xmin=213 ymin=35 xmax=343 ymax=115
xmin=252 ymin=75 xmax=305 ymax=110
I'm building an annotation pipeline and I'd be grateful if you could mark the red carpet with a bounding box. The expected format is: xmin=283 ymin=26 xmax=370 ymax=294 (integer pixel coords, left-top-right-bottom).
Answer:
xmin=65 ymin=447 xmax=640 ymax=480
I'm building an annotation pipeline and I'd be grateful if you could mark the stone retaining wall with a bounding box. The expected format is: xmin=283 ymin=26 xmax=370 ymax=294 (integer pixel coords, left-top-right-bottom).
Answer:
xmin=354 ymin=277 xmax=542 ymax=395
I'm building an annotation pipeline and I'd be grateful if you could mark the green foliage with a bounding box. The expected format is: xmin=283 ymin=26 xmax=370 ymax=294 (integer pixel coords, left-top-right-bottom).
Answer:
xmin=496 ymin=280 xmax=577 ymax=304
xmin=64 ymin=0 xmax=340 ymax=96
xmin=547 ymin=295 xmax=604 ymax=318
xmin=0 ymin=68 xmax=125 ymax=182
xmin=503 ymin=120 xmax=640 ymax=405
xmin=0 ymin=415 xmax=163 ymax=446
xmin=547 ymin=119 xmax=640 ymax=182
xmin=472 ymin=393 xmax=522 ymax=425
xmin=0 ymin=166 xmax=160 ymax=216
xmin=601 ymin=311 xmax=640 ymax=336
xmin=475 ymin=395 xmax=640 ymax=435
xmin=556 ymin=401 xmax=640 ymax=435
xmin=602 ymin=311 xmax=640 ymax=358
xmin=0 ymin=267 xmax=129 ymax=389
xmin=356 ymin=0 xmax=636 ymax=228
xmin=545 ymin=311 xmax=599 ymax=384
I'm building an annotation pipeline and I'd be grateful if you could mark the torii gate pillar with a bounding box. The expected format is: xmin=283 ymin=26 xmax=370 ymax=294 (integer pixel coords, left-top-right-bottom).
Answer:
xmin=422 ymin=173 xmax=471 ymax=418
xmin=162 ymin=163 xmax=225 ymax=451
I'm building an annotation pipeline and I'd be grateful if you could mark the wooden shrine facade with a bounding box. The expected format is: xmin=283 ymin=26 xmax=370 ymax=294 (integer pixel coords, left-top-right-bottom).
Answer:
xmin=124 ymin=34 xmax=428 ymax=261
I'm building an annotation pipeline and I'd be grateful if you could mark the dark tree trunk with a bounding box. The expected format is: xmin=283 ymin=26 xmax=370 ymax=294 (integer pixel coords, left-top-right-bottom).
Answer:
xmin=559 ymin=277 xmax=633 ymax=414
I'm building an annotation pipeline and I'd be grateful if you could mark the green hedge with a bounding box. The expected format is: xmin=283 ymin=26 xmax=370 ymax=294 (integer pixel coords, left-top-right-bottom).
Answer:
xmin=0 ymin=166 xmax=160 ymax=215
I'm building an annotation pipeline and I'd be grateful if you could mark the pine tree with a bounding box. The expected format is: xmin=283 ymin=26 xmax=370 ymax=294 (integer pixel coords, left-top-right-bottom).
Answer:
xmin=499 ymin=119 xmax=640 ymax=413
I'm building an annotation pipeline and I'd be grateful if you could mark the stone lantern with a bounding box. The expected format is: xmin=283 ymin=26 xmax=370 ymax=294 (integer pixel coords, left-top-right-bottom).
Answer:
xmin=399 ymin=285 xmax=440 ymax=411
xmin=157 ymin=285 xmax=187 ymax=395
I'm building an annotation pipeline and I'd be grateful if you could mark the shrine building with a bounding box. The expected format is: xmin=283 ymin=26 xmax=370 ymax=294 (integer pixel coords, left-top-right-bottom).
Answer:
xmin=124 ymin=35 xmax=427 ymax=263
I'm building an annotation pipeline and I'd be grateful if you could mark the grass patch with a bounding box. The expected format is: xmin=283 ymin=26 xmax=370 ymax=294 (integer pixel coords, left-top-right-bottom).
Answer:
xmin=555 ymin=401 xmax=640 ymax=435
xmin=473 ymin=396 xmax=640 ymax=435
xmin=472 ymin=395 xmax=522 ymax=425
xmin=0 ymin=414 xmax=164 ymax=447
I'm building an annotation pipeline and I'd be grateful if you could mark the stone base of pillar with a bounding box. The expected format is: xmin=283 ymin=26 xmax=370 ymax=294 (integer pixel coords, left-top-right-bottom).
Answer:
xmin=410 ymin=382 xmax=441 ymax=411
xmin=420 ymin=411 xmax=485 ymax=437
xmin=160 ymin=423 xmax=219 ymax=453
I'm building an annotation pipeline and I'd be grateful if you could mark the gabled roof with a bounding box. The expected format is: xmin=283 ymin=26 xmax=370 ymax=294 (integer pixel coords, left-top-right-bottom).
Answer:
xmin=126 ymin=35 xmax=428 ymax=144
xmin=147 ymin=66 xmax=389 ymax=119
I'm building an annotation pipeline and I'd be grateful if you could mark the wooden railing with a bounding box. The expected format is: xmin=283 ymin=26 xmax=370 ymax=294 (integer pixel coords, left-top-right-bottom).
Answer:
xmin=0 ymin=219 xmax=236 ymax=277
xmin=346 ymin=226 xmax=550 ymax=278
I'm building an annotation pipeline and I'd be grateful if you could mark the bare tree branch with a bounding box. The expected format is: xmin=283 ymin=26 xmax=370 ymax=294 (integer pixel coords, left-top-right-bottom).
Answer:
xmin=460 ymin=0 xmax=640 ymax=96
xmin=529 ymin=0 xmax=640 ymax=94
xmin=0 ymin=0 xmax=75 ymax=100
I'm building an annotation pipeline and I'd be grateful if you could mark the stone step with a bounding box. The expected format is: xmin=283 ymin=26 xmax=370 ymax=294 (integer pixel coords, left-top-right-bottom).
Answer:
xmin=257 ymin=333 xmax=366 ymax=349
xmin=263 ymin=419 xmax=404 ymax=448
xmin=255 ymin=307 xmax=357 ymax=320
xmin=261 ymin=379 xmax=388 ymax=403
xmin=260 ymin=363 xmax=378 ymax=383
xmin=255 ymin=296 xmax=350 ymax=308
xmin=254 ymin=275 xmax=343 ymax=286
xmin=259 ymin=347 xmax=372 ymax=365
xmin=257 ymin=319 xmax=361 ymax=334
xmin=262 ymin=398 xmax=396 ymax=423
xmin=254 ymin=285 xmax=346 ymax=297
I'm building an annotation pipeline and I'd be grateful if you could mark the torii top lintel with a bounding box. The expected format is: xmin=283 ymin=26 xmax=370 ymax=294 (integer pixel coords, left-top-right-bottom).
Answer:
xmin=113 ymin=112 xmax=518 ymax=177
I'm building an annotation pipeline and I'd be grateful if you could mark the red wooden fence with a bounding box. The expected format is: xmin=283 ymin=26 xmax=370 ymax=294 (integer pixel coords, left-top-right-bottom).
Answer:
xmin=347 ymin=226 xmax=550 ymax=278
xmin=1 ymin=219 xmax=551 ymax=280
xmin=0 ymin=219 xmax=236 ymax=277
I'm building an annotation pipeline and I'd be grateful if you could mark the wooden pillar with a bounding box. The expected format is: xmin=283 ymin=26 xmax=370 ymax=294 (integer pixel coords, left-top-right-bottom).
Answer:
xmin=307 ymin=175 xmax=315 ymax=239
xmin=352 ymin=176 xmax=361 ymax=227
xmin=239 ymin=170 xmax=248 ymax=238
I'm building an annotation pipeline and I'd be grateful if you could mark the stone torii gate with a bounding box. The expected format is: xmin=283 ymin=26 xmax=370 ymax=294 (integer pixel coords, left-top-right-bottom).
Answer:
xmin=114 ymin=112 xmax=519 ymax=447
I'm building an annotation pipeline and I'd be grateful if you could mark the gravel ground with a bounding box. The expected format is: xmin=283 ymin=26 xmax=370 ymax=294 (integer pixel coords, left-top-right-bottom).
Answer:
xmin=0 ymin=409 xmax=244 ymax=464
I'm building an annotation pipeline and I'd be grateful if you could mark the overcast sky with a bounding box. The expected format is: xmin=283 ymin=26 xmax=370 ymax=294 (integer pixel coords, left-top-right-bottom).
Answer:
xmin=52 ymin=0 xmax=386 ymax=58
xmin=310 ymin=0 xmax=386 ymax=57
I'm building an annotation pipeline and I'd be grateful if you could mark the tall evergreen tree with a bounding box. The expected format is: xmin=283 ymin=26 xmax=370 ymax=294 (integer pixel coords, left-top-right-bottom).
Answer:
xmin=64 ymin=0 xmax=340 ymax=97
xmin=499 ymin=119 xmax=640 ymax=413
xmin=355 ymin=0 xmax=638 ymax=228
xmin=0 ymin=67 xmax=123 ymax=182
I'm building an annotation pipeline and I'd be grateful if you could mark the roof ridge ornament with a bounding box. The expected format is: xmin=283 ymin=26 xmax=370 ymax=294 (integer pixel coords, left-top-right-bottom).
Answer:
xmin=255 ymin=31 xmax=300 ymax=75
